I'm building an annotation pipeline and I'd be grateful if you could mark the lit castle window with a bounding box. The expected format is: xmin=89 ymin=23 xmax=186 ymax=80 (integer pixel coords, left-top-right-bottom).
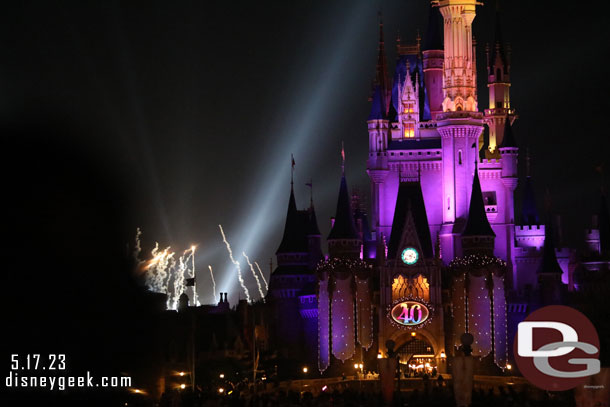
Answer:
xmin=392 ymin=274 xmax=430 ymax=302
xmin=403 ymin=122 xmax=415 ymax=138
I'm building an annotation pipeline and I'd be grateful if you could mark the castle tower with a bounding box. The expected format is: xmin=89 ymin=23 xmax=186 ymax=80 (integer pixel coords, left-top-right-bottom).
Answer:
xmin=436 ymin=0 xmax=485 ymax=262
xmin=437 ymin=0 xmax=479 ymax=112
xmin=317 ymin=169 xmax=369 ymax=373
xmin=268 ymin=180 xmax=317 ymax=359
xmin=367 ymin=85 xmax=390 ymax=234
xmin=498 ymin=118 xmax=518 ymax=287
xmin=484 ymin=2 xmax=515 ymax=152
xmin=422 ymin=4 xmax=444 ymax=119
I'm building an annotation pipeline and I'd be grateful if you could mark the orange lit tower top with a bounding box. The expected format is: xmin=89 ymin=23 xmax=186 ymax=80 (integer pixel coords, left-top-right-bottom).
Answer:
xmin=433 ymin=0 xmax=482 ymax=112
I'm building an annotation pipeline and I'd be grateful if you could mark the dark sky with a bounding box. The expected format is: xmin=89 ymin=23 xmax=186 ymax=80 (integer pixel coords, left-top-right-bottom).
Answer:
xmin=2 ymin=0 xmax=609 ymax=306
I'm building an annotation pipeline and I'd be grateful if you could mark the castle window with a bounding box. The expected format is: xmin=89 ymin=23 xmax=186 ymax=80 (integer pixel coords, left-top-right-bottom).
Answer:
xmin=483 ymin=191 xmax=497 ymax=205
xmin=458 ymin=150 xmax=463 ymax=165
xmin=392 ymin=274 xmax=430 ymax=302
xmin=403 ymin=122 xmax=415 ymax=138
xmin=403 ymin=102 xmax=414 ymax=114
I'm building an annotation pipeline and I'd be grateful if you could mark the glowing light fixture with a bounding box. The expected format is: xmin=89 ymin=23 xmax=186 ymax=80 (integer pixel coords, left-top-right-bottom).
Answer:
xmin=219 ymin=373 xmax=225 ymax=379
xmin=180 ymin=384 xmax=186 ymax=390
xmin=218 ymin=387 xmax=225 ymax=394
xmin=302 ymin=367 xmax=308 ymax=373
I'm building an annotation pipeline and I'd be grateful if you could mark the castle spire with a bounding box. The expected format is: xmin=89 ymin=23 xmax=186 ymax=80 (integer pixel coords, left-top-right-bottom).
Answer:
xmin=276 ymin=160 xmax=308 ymax=255
xmin=328 ymin=173 xmax=358 ymax=241
xmin=276 ymin=186 xmax=306 ymax=254
xmin=463 ymin=161 xmax=496 ymax=238
xmin=485 ymin=0 xmax=514 ymax=150
xmin=489 ymin=0 xmax=508 ymax=76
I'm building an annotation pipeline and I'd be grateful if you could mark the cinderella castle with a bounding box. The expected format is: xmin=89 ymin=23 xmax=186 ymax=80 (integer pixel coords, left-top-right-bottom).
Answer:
xmin=266 ymin=0 xmax=610 ymax=376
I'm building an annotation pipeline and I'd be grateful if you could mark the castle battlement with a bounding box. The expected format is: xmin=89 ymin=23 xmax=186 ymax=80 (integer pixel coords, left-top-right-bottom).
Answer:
xmin=514 ymin=245 xmax=571 ymax=257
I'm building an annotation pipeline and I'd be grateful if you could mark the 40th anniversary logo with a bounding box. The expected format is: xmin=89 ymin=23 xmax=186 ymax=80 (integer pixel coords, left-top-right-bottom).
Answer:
xmin=514 ymin=305 xmax=601 ymax=391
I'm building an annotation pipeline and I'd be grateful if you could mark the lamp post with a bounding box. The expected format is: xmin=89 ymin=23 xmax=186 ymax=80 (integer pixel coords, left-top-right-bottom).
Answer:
xmin=301 ymin=367 xmax=309 ymax=394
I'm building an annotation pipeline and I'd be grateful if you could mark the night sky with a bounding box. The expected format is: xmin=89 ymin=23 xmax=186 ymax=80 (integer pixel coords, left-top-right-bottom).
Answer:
xmin=2 ymin=0 xmax=609 ymax=308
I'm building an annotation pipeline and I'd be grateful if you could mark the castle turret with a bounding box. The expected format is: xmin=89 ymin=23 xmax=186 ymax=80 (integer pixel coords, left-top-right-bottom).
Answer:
xmin=422 ymin=4 xmax=444 ymax=119
xmin=367 ymin=84 xmax=390 ymax=233
xmin=437 ymin=0 xmax=479 ymax=112
xmin=484 ymin=1 xmax=516 ymax=151
xmin=269 ymin=175 xmax=317 ymax=360
xmin=436 ymin=0 xmax=485 ymax=262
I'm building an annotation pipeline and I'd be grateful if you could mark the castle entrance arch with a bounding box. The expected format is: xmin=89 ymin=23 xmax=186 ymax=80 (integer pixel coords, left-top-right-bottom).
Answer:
xmin=395 ymin=337 xmax=437 ymax=376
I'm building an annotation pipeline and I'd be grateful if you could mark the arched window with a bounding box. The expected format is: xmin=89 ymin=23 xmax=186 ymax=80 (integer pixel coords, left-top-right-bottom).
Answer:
xmin=458 ymin=150 xmax=463 ymax=165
